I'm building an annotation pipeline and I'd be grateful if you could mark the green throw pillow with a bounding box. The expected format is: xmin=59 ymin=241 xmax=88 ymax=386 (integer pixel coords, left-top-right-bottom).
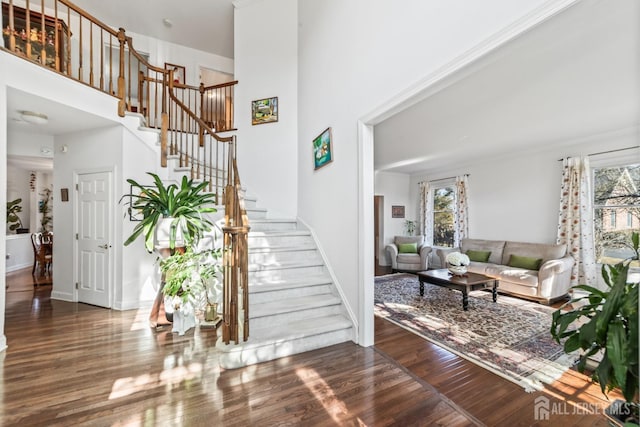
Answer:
xmin=508 ymin=254 xmax=543 ymax=270
xmin=398 ymin=242 xmax=418 ymax=254
xmin=466 ymin=250 xmax=491 ymax=263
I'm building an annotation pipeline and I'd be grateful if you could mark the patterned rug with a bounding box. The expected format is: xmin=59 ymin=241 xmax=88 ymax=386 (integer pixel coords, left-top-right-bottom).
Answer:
xmin=374 ymin=273 xmax=577 ymax=392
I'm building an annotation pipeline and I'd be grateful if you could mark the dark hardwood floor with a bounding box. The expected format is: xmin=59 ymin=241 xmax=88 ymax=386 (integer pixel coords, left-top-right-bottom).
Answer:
xmin=1 ymin=268 xmax=619 ymax=426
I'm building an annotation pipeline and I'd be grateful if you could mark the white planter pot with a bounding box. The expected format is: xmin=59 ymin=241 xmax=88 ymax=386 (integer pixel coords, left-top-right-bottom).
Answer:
xmin=154 ymin=217 xmax=185 ymax=249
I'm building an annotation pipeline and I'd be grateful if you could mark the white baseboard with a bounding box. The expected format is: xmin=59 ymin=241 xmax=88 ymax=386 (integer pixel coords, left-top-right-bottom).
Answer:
xmin=51 ymin=291 xmax=74 ymax=302
xmin=0 ymin=335 xmax=6 ymax=353
xmin=113 ymin=298 xmax=153 ymax=311
xmin=6 ymin=262 xmax=32 ymax=273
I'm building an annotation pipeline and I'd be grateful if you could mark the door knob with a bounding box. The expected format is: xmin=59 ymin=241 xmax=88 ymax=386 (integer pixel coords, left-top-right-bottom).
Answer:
xmin=98 ymin=244 xmax=111 ymax=250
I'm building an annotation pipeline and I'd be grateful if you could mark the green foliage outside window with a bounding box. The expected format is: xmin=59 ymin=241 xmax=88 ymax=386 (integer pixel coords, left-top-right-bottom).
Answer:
xmin=594 ymin=164 xmax=640 ymax=266
xmin=433 ymin=186 xmax=455 ymax=247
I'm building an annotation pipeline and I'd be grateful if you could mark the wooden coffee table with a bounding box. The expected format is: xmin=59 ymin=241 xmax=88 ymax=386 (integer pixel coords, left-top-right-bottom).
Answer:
xmin=417 ymin=269 xmax=498 ymax=311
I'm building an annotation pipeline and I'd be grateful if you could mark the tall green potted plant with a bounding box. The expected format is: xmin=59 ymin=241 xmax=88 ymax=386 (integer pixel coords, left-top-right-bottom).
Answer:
xmin=550 ymin=231 xmax=639 ymax=426
xmin=123 ymin=172 xmax=217 ymax=252
xmin=6 ymin=198 xmax=27 ymax=233
xmin=122 ymin=172 xmax=218 ymax=329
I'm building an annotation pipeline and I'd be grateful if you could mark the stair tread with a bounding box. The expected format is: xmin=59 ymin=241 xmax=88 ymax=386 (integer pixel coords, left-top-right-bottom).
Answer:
xmin=249 ymin=244 xmax=316 ymax=253
xmin=219 ymin=315 xmax=352 ymax=350
xmin=249 ymin=274 xmax=332 ymax=293
xmin=249 ymin=230 xmax=311 ymax=237
xmin=251 ymin=294 xmax=341 ymax=317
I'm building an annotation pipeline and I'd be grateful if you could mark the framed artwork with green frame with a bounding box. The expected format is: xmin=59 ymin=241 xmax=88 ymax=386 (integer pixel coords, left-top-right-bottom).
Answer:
xmin=313 ymin=127 xmax=333 ymax=170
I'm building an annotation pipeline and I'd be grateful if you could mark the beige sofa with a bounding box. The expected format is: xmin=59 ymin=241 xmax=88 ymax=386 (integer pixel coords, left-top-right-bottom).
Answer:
xmin=385 ymin=235 xmax=432 ymax=272
xmin=436 ymin=238 xmax=575 ymax=304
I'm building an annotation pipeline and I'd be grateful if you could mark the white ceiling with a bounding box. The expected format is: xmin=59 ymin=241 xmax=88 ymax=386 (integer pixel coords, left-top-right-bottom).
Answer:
xmin=70 ymin=0 xmax=235 ymax=59
xmin=374 ymin=0 xmax=640 ymax=175
xmin=7 ymin=87 xmax=117 ymax=136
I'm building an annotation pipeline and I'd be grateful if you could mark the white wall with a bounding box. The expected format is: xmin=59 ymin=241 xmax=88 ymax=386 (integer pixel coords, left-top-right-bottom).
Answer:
xmin=124 ymin=30 xmax=234 ymax=86
xmin=409 ymin=128 xmax=639 ymax=245
xmin=5 ymin=235 xmax=33 ymax=272
xmin=374 ymin=172 xmax=412 ymax=265
xmin=52 ymin=126 xmax=122 ymax=302
xmin=119 ymin=127 xmax=162 ymax=310
xmin=234 ymin=0 xmax=298 ymax=218
xmin=296 ymin=0 xmax=557 ymax=345
xmin=7 ymin=131 xmax=54 ymax=157
xmin=0 ymin=81 xmax=6 ymax=352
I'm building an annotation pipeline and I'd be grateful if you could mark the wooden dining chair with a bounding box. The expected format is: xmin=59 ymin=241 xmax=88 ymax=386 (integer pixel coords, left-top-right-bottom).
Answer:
xmin=31 ymin=232 xmax=53 ymax=277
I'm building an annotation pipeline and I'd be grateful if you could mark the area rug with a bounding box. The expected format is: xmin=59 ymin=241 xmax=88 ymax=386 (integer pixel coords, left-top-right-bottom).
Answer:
xmin=374 ymin=273 xmax=577 ymax=392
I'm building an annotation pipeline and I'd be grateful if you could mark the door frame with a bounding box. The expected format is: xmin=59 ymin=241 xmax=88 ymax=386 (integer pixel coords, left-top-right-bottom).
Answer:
xmin=73 ymin=167 xmax=115 ymax=308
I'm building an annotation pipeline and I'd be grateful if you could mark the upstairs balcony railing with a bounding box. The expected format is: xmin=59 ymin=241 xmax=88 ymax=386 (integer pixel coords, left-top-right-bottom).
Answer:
xmin=1 ymin=0 xmax=249 ymax=344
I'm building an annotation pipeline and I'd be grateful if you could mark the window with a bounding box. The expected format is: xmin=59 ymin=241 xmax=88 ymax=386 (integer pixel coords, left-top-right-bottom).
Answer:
xmin=432 ymin=185 xmax=455 ymax=247
xmin=593 ymin=164 xmax=640 ymax=264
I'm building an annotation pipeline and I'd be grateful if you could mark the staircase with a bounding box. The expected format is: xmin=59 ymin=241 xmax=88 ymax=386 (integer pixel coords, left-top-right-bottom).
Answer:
xmin=216 ymin=214 xmax=354 ymax=369
xmin=124 ymin=112 xmax=354 ymax=368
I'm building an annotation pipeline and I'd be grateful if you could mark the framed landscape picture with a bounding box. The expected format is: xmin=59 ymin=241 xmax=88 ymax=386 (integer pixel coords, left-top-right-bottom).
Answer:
xmin=251 ymin=96 xmax=278 ymax=125
xmin=313 ymin=127 xmax=333 ymax=170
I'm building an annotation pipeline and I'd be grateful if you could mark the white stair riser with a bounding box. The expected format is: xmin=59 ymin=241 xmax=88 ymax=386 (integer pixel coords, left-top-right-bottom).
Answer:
xmin=250 ymin=284 xmax=333 ymax=304
xmin=248 ymin=234 xmax=314 ymax=248
xmin=249 ymin=265 xmax=326 ymax=281
xmin=218 ymin=327 xmax=353 ymax=369
xmin=251 ymin=304 xmax=343 ymax=327
xmin=250 ymin=221 xmax=298 ymax=232
xmin=249 ymin=249 xmax=320 ymax=266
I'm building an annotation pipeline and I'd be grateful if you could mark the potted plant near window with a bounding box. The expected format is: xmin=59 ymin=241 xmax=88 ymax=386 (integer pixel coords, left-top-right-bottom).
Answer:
xmin=7 ymin=198 xmax=29 ymax=233
xmin=550 ymin=231 xmax=639 ymax=426
xmin=122 ymin=172 xmax=218 ymax=329
xmin=404 ymin=220 xmax=417 ymax=236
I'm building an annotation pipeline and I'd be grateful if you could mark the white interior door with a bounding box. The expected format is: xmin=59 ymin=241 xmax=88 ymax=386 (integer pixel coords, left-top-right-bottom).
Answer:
xmin=77 ymin=171 xmax=113 ymax=308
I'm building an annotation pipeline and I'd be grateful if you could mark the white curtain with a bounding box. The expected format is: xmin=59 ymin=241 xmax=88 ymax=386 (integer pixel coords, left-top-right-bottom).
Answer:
xmin=454 ymin=175 xmax=469 ymax=247
xmin=419 ymin=181 xmax=433 ymax=245
xmin=557 ymin=157 xmax=597 ymax=287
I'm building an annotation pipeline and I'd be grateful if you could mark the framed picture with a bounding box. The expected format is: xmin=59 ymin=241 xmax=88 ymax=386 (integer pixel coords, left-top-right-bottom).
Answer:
xmin=313 ymin=127 xmax=333 ymax=170
xmin=165 ymin=63 xmax=185 ymax=85
xmin=127 ymin=185 xmax=153 ymax=221
xmin=392 ymin=206 xmax=405 ymax=218
xmin=251 ymin=97 xmax=278 ymax=125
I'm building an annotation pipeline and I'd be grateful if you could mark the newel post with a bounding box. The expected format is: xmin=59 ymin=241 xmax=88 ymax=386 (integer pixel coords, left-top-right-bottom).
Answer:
xmin=198 ymin=83 xmax=205 ymax=147
xmin=116 ymin=28 xmax=126 ymax=117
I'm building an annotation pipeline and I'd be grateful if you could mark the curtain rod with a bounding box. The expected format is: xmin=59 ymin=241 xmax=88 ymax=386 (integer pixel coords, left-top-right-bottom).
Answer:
xmin=418 ymin=173 xmax=469 ymax=185
xmin=557 ymin=145 xmax=639 ymax=162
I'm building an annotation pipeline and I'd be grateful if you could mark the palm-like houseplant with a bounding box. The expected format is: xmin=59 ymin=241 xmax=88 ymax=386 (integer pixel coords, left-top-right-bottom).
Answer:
xmin=550 ymin=231 xmax=639 ymax=425
xmin=123 ymin=172 xmax=217 ymax=252
xmin=122 ymin=172 xmax=219 ymax=332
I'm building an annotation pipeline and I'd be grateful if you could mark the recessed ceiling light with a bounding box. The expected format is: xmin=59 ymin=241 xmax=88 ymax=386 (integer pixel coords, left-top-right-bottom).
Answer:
xmin=20 ymin=111 xmax=48 ymax=125
xmin=162 ymin=18 xmax=173 ymax=28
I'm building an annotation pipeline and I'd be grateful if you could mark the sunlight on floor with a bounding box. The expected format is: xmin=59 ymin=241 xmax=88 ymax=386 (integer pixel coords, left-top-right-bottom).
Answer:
xmin=129 ymin=307 xmax=153 ymax=331
xmin=296 ymin=366 xmax=364 ymax=425
xmin=109 ymin=363 xmax=203 ymax=400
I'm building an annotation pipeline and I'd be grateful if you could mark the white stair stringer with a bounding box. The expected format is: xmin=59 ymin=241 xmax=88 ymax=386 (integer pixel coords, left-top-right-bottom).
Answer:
xmin=217 ymin=219 xmax=354 ymax=369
